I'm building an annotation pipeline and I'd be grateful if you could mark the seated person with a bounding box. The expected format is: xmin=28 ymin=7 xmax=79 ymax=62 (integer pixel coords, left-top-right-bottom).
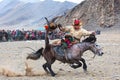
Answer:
xmin=52 ymin=19 xmax=95 ymax=46
xmin=61 ymin=35 xmax=74 ymax=48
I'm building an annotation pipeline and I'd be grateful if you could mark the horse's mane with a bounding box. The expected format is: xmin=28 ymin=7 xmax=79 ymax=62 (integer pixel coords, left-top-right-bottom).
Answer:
xmin=82 ymin=34 xmax=96 ymax=43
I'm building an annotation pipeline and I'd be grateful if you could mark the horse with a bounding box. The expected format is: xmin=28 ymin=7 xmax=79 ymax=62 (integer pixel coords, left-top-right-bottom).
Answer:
xmin=26 ymin=18 xmax=104 ymax=77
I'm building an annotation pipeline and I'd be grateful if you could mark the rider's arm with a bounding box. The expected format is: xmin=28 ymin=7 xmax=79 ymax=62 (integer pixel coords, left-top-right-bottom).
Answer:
xmin=81 ymin=28 xmax=93 ymax=36
xmin=59 ymin=26 xmax=71 ymax=32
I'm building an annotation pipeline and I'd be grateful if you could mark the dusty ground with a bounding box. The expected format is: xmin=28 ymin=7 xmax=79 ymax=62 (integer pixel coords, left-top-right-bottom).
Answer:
xmin=0 ymin=28 xmax=120 ymax=80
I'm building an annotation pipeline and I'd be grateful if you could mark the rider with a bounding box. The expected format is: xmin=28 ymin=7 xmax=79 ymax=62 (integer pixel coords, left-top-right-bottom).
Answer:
xmin=52 ymin=19 xmax=95 ymax=46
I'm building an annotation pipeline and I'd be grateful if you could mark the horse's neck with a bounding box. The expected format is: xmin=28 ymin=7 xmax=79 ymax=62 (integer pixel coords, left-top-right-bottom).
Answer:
xmin=45 ymin=30 xmax=50 ymax=47
xmin=77 ymin=42 xmax=90 ymax=53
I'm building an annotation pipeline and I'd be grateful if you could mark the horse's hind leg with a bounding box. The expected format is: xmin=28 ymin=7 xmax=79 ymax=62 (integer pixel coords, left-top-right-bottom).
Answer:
xmin=47 ymin=63 xmax=56 ymax=76
xmin=43 ymin=63 xmax=49 ymax=74
xmin=43 ymin=62 xmax=56 ymax=76
xmin=80 ymin=58 xmax=87 ymax=71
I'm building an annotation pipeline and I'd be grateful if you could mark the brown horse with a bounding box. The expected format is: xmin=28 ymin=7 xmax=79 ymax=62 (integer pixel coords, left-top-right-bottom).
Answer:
xmin=27 ymin=18 xmax=104 ymax=76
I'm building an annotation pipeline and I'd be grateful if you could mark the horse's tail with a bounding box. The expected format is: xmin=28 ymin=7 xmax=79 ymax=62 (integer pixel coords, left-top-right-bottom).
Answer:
xmin=26 ymin=47 xmax=44 ymax=60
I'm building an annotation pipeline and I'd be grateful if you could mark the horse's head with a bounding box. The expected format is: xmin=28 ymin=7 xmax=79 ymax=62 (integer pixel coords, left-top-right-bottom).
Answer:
xmin=89 ymin=43 xmax=104 ymax=56
xmin=82 ymin=34 xmax=104 ymax=56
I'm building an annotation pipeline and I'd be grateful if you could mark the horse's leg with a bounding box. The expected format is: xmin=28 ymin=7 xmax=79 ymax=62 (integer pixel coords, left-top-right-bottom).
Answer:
xmin=43 ymin=59 xmax=56 ymax=77
xmin=47 ymin=63 xmax=56 ymax=76
xmin=43 ymin=63 xmax=56 ymax=76
xmin=43 ymin=63 xmax=49 ymax=74
xmin=70 ymin=60 xmax=82 ymax=69
xmin=80 ymin=58 xmax=87 ymax=71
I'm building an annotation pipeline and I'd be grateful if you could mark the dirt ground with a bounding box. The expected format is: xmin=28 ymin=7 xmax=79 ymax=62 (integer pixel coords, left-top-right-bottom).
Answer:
xmin=0 ymin=28 xmax=120 ymax=80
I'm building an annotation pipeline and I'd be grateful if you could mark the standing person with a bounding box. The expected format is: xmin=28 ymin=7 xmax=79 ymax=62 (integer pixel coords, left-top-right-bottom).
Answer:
xmin=52 ymin=19 xmax=94 ymax=46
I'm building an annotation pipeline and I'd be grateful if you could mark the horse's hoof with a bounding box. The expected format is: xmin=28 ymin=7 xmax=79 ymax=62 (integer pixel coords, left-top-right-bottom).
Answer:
xmin=70 ymin=65 xmax=77 ymax=69
xmin=84 ymin=69 xmax=88 ymax=74
xmin=83 ymin=68 xmax=87 ymax=71
xmin=51 ymin=73 xmax=56 ymax=77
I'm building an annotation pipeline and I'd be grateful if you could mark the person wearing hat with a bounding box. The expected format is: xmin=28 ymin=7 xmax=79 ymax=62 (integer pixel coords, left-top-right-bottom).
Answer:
xmin=52 ymin=19 xmax=94 ymax=46
xmin=66 ymin=19 xmax=93 ymax=43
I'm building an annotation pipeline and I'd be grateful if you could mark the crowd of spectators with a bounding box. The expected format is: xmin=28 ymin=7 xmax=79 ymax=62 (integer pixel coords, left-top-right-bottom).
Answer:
xmin=0 ymin=29 xmax=64 ymax=42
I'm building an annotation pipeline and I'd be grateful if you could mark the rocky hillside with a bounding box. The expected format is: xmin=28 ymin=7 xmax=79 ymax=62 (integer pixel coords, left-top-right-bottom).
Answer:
xmin=56 ymin=0 xmax=120 ymax=30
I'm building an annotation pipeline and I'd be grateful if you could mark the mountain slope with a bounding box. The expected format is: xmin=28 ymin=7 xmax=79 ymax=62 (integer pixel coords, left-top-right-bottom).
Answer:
xmin=0 ymin=0 xmax=76 ymax=27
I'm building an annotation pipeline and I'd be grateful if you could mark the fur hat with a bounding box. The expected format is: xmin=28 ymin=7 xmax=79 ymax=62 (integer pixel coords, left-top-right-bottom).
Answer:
xmin=73 ymin=19 xmax=82 ymax=26
xmin=49 ymin=22 xmax=57 ymax=30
